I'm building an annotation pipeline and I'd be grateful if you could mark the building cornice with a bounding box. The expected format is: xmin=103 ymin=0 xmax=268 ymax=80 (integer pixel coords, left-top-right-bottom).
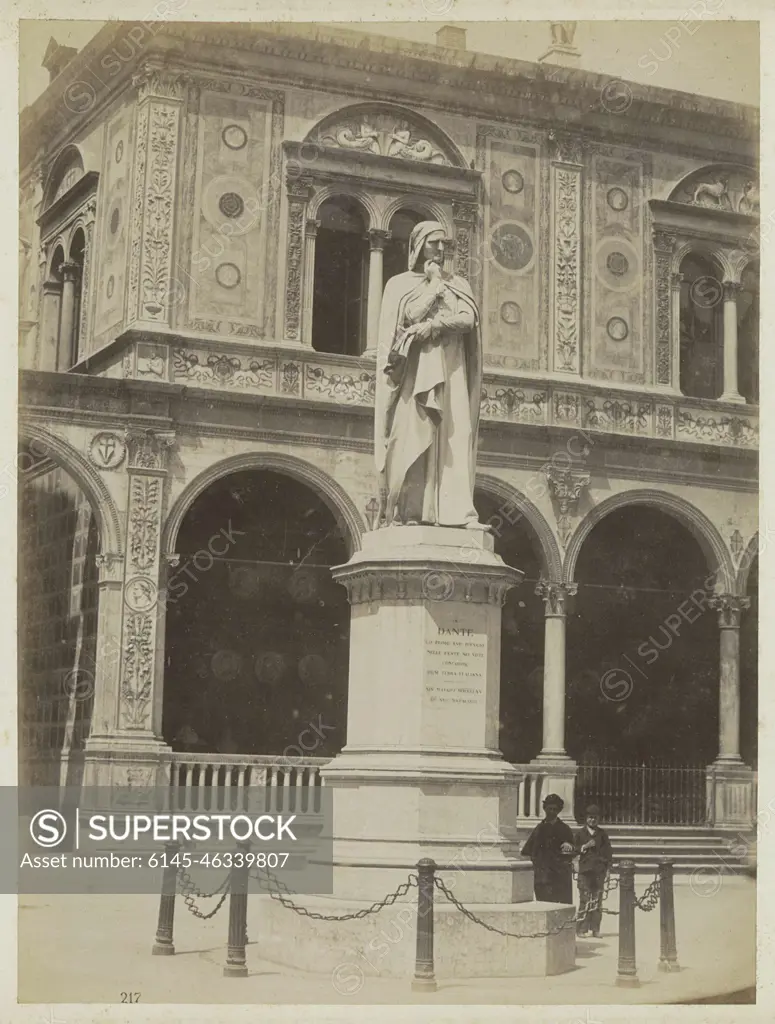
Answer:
xmin=20 ymin=22 xmax=758 ymax=170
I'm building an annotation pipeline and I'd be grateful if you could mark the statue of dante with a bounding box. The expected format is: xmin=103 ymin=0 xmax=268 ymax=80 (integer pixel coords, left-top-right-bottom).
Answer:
xmin=375 ymin=220 xmax=483 ymax=528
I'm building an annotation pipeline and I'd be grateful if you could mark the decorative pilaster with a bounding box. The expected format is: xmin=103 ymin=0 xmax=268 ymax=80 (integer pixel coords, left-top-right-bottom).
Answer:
xmin=78 ymin=197 xmax=97 ymax=358
xmin=545 ymin=465 xmax=590 ymax=546
xmin=549 ymin=133 xmax=583 ymax=375
xmin=653 ymin=230 xmax=677 ymax=388
xmin=720 ymin=281 xmax=745 ymax=403
xmin=88 ymin=553 xmax=124 ymax=739
xmin=283 ymin=175 xmax=315 ymax=342
xmin=117 ymin=428 xmax=176 ymax=735
xmin=452 ymin=202 xmax=477 ymax=281
xmin=40 ymin=278 xmax=62 ymax=372
xmin=301 ymin=218 xmax=321 ymax=346
xmin=127 ymin=65 xmax=185 ymax=326
xmin=365 ymin=228 xmax=391 ymax=355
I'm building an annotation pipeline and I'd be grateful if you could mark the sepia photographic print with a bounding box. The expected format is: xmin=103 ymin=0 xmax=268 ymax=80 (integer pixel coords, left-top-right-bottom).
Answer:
xmin=9 ymin=5 xmax=768 ymax=1020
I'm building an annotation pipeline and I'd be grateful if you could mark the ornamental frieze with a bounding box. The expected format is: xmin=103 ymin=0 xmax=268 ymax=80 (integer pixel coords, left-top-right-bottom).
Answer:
xmin=305 ymin=365 xmax=376 ymax=405
xmin=308 ymin=107 xmax=458 ymax=166
xmin=173 ymin=348 xmax=275 ymax=391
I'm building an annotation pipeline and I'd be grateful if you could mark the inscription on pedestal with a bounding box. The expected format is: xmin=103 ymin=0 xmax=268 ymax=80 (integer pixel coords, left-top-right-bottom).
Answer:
xmin=423 ymin=607 xmax=488 ymax=743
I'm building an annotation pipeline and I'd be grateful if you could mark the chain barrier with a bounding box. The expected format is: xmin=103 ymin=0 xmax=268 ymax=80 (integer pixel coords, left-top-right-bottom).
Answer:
xmin=177 ymin=865 xmax=232 ymax=920
xmin=633 ymin=869 xmax=661 ymax=913
xmin=249 ymin=865 xmax=419 ymax=921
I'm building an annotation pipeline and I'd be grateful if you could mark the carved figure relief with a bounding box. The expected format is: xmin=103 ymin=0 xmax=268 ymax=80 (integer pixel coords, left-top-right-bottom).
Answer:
xmin=311 ymin=108 xmax=455 ymax=166
xmin=670 ymin=167 xmax=759 ymax=216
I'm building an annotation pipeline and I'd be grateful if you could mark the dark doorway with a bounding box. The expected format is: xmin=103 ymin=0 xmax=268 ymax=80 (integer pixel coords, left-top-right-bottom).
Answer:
xmin=679 ymin=253 xmax=724 ymax=400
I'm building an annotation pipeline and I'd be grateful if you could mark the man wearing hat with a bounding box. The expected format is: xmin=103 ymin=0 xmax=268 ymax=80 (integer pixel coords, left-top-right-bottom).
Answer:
xmin=520 ymin=793 xmax=575 ymax=904
xmin=574 ymin=804 xmax=613 ymax=937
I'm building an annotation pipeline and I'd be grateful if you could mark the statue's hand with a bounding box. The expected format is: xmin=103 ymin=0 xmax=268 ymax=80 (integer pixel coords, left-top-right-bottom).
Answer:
xmin=424 ymin=260 xmax=442 ymax=281
xmin=412 ymin=320 xmax=433 ymax=342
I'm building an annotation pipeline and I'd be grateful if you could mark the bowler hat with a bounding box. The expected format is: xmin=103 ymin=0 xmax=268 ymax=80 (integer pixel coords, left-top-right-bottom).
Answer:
xmin=543 ymin=793 xmax=564 ymax=809
xmin=585 ymin=804 xmax=601 ymax=817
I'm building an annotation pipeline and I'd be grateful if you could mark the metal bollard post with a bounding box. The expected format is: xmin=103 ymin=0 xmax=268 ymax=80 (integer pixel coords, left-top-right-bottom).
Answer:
xmin=657 ymin=858 xmax=680 ymax=972
xmin=223 ymin=841 xmax=250 ymax=978
xmin=615 ymin=860 xmax=639 ymax=987
xmin=411 ymin=858 xmax=437 ymax=993
xmin=152 ymin=841 xmax=179 ymax=956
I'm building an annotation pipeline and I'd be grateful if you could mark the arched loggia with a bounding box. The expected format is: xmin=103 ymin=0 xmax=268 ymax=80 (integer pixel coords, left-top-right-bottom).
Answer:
xmin=162 ymin=469 xmax=351 ymax=758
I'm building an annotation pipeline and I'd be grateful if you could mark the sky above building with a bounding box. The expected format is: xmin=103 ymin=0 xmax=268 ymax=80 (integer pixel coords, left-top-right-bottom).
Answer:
xmin=19 ymin=19 xmax=759 ymax=110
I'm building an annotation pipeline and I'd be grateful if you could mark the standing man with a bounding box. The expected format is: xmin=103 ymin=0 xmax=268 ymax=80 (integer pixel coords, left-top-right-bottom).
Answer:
xmin=520 ymin=793 xmax=575 ymax=904
xmin=574 ymin=804 xmax=613 ymax=937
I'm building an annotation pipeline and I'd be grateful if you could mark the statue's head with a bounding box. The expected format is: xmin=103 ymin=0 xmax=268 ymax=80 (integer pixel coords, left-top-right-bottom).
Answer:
xmin=408 ymin=220 xmax=446 ymax=271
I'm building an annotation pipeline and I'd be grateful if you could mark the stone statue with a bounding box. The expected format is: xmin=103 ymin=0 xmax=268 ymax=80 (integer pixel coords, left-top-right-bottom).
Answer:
xmin=550 ymin=22 xmax=577 ymax=46
xmin=375 ymin=220 xmax=483 ymax=528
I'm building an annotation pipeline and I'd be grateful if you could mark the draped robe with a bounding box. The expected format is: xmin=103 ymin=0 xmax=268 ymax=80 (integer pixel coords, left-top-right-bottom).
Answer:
xmin=375 ymin=264 xmax=482 ymax=527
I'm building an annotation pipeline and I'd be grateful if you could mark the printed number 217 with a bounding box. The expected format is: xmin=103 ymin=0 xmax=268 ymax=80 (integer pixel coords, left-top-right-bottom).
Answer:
xmin=120 ymin=992 xmax=141 ymax=1003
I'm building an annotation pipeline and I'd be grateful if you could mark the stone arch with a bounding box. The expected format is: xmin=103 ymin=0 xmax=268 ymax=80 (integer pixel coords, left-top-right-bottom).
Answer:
xmin=304 ymin=102 xmax=467 ymax=169
xmin=674 ymin=239 xmax=732 ymax=281
xmin=736 ymin=531 xmax=760 ymax=596
xmin=42 ymin=144 xmax=85 ymax=210
xmin=163 ymin=452 xmax=365 ymax=558
xmin=381 ymin=195 xmax=452 ymax=236
xmin=563 ymin=489 xmax=734 ymax=591
xmin=307 ymin=185 xmax=379 ymax=232
xmin=18 ymin=421 xmax=123 ymax=555
xmin=475 ymin=473 xmax=563 ymax=580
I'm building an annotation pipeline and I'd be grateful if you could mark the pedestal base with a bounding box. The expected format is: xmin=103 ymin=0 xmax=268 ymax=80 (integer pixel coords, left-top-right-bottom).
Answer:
xmin=256 ymin=894 xmax=575 ymax=978
xmin=707 ymin=761 xmax=755 ymax=826
xmin=529 ymin=757 xmax=578 ymax=813
xmin=82 ymin=737 xmax=172 ymax=788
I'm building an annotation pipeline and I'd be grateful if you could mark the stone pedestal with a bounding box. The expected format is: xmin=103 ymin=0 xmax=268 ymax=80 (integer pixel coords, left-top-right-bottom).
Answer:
xmin=707 ymin=762 xmax=755 ymax=827
xmin=325 ymin=526 xmax=530 ymax=901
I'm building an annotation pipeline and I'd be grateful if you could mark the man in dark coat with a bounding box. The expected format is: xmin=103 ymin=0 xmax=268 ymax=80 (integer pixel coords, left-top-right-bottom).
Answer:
xmin=520 ymin=793 xmax=575 ymax=903
xmin=574 ymin=804 xmax=613 ymax=937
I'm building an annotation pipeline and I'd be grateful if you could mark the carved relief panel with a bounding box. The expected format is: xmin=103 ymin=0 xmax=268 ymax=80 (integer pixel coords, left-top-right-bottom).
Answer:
xmin=477 ymin=126 xmax=544 ymax=371
xmin=587 ymin=153 xmax=649 ymax=384
xmin=93 ymin=104 xmax=134 ymax=348
xmin=183 ymin=83 xmax=284 ymax=340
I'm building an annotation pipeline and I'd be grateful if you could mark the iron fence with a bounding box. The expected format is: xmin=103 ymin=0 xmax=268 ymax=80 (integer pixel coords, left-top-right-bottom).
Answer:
xmin=574 ymin=762 xmax=707 ymax=825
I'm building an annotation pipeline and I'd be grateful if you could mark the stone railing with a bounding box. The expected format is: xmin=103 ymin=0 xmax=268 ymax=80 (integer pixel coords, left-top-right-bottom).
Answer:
xmin=93 ymin=330 xmax=759 ymax=452
xmin=514 ymin=765 xmax=548 ymax=822
xmin=166 ymin=752 xmax=329 ymax=813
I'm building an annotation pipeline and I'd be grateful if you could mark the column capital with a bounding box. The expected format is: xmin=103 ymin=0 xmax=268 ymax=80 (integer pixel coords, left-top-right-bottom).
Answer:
xmin=545 ymin=465 xmax=590 ymax=545
xmin=722 ymin=280 xmax=742 ymax=301
xmin=95 ymin=552 xmax=123 ymax=585
xmin=286 ymin=174 xmax=315 ymax=201
xmin=61 ymin=260 xmax=81 ymax=284
xmin=305 ymin=217 xmax=321 ymax=239
xmin=163 ymin=553 xmax=181 ymax=569
xmin=548 ymin=130 xmax=584 ymax=164
xmin=132 ymin=64 xmax=186 ymax=102
xmin=368 ymin=228 xmax=391 ymax=251
xmin=452 ymin=201 xmax=478 ymax=225
xmin=670 ymin=271 xmax=684 ymax=291
xmin=708 ymin=593 xmax=751 ymax=628
xmin=653 ymin=229 xmax=677 ymax=254
xmin=125 ymin=427 xmax=176 ymax=472
xmin=535 ymin=580 xmax=578 ymax=615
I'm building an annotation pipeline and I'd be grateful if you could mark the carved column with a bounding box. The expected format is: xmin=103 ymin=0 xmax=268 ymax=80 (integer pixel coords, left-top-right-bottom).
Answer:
xmin=720 ymin=281 xmax=745 ymax=403
xmin=670 ymin=272 xmax=683 ymax=393
xmin=283 ymin=175 xmax=315 ymax=342
xmin=452 ymin=202 xmax=477 ymax=281
xmin=39 ymin=278 xmax=62 ymax=372
xmin=58 ymin=261 xmax=80 ymax=369
xmin=708 ymin=595 xmax=750 ymax=763
xmin=301 ymin=218 xmax=321 ymax=346
xmin=549 ymin=134 xmax=583 ymax=375
xmin=653 ymin=230 xmax=678 ymax=390
xmin=530 ymin=580 xmax=578 ymax=809
xmin=87 ymin=553 xmax=124 ymax=740
xmin=534 ymin=581 xmax=577 ymax=758
xmin=127 ymin=65 xmax=185 ymax=327
xmin=365 ymin=228 xmax=391 ymax=356
xmin=707 ymin=594 xmax=753 ymax=826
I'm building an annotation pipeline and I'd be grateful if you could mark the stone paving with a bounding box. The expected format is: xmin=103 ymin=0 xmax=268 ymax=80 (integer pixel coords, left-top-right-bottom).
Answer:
xmin=18 ymin=874 xmax=755 ymax=1007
